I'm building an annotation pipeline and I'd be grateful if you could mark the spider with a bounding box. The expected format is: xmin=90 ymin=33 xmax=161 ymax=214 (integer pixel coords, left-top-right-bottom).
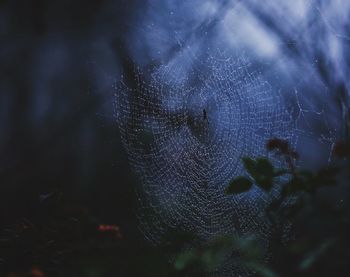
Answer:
xmin=203 ymin=108 xmax=209 ymax=124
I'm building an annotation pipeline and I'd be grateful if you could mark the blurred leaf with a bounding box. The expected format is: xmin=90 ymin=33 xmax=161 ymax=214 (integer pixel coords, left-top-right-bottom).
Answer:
xmin=174 ymin=250 xmax=196 ymax=271
xmin=246 ymin=262 xmax=279 ymax=277
xmin=242 ymin=157 xmax=275 ymax=191
xmin=266 ymin=138 xmax=289 ymax=154
xmin=242 ymin=157 xmax=257 ymax=176
xmin=225 ymin=177 xmax=253 ymax=195
xmin=174 ymin=235 xmax=237 ymax=272
xmin=238 ymin=236 xmax=263 ymax=261
xmin=200 ymin=249 xmax=226 ymax=271
xmin=298 ymin=239 xmax=335 ymax=271
xmin=255 ymin=158 xmax=275 ymax=177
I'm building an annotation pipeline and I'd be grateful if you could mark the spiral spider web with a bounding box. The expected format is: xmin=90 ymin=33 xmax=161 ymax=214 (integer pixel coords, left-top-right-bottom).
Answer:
xmin=115 ymin=50 xmax=296 ymax=275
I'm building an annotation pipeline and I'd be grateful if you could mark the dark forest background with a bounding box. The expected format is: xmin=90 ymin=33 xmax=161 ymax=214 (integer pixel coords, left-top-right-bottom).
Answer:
xmin=0 ymin=0 xmax=138 ymax=226
xmin=0 ymin=1 xmax=147 ymax=275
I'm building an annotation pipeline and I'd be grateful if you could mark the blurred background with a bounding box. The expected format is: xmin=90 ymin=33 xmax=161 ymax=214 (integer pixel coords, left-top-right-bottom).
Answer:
xmin=0 ymin=0 xmax=349 ymax=276
xmin=0 ymin=0 xmax=139 ymax=226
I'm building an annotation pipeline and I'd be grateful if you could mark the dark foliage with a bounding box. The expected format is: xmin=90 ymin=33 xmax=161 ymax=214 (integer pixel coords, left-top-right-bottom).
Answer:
xmin=223 ymin=139 xmax=350 ymax=277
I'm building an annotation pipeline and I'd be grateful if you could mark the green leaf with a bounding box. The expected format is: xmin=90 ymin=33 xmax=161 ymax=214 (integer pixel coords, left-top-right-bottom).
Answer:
xmin=246 ymin=262 xmax=279 ymax=277
xmin=174 ymin=250 xmax=196 ymax=271
xmin=242 ymin=157 xmax=276 ymax=191
xmin=200 ymin=249 xmax=225 ymax=271
xmin=255 ymin=158 xmax=275 ymax=177
xmin=242 ymin=157 xmax=257 ymax=177
xmin=253 ymin=159 xmax=275 ymax=191
xmin=298 ymin=239 xmax=334 ymax=271
xmin=255 ymin=177 xmax=274 ymax=191
xmin=225 ymin=177 xmax=253 ymax=195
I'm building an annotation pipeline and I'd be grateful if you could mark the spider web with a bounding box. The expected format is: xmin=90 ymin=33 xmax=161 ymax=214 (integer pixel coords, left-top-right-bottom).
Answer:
xmin=115 ymin=50 xmax=297 ymax=275
xmin=111 ymin=0 xmax=348 ymax=275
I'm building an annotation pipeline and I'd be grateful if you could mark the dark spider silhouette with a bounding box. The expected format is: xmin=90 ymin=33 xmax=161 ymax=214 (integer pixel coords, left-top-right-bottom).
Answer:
xmin=203 ymin=108 xmax=209 ymax=124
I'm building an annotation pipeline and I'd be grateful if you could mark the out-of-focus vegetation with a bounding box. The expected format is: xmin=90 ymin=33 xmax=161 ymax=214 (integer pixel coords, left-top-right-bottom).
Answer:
xmin=172 ymin=138 xmax=350 ymax=276
xmin=0 ymin=186 xmax=177 ymax=277
xmin=1 ymin=138 xmax=349 ymax=276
